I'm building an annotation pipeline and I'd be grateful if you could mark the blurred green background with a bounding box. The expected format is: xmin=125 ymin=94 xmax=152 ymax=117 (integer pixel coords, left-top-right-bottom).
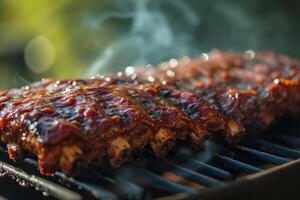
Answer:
xmin=0 ymin=0 xmax=300 ymax=89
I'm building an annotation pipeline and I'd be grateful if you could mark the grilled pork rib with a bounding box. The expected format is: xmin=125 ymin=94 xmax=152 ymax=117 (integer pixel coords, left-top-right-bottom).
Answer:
xmin=127 ymin=51 xmax=300 ymax=126
xmin=0 ymin=83 xmax=237 ymax=174
xmin=0 ymin=51 xmax=299 ymax=175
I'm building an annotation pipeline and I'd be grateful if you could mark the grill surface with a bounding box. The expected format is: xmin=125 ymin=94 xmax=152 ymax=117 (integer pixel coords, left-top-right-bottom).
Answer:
xmin=0 ymin=118 xmax=300 ymax=200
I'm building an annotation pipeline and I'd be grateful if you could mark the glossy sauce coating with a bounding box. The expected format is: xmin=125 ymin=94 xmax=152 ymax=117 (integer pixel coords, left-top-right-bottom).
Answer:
xmin=0 ymin=51 xmax=299 ymax=175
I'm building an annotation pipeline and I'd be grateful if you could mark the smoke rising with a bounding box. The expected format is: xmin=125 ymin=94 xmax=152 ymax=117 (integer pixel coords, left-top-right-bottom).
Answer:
xmin=88 ymin=0 xmax=298 ymax=76
xmin=88 ymin=0 xmax=200 ymax=76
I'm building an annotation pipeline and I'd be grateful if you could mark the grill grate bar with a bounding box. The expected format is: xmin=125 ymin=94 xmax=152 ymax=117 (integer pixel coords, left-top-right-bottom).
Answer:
xmin=92 ymin=168 xmax=146 ymax=200
xmin=217 ymin=155 xmax=262 ymax=173
xmin=0 ymin=160 xmax=82 ymax=200
xmin=235 ymin=145 xmax=289 ymax=164
xmin=54 ymin=172 xmax=119 ymax=200
xmin=186 ymin=159 xmax=233 ymax=181
xmin=269 ymin=134 xmax=300 ymax=147
xmin=257 ymin=140 xmax=300 ymax=159
xmin=130 ymin=165 xmax=197 ymax=194
xmin=168 ymin=163 xmax=225 ymax=187
xmin=142 ymin=151 xmax=224 ymax=187
xmin=22 ymin=158 xmax=119 ymax=200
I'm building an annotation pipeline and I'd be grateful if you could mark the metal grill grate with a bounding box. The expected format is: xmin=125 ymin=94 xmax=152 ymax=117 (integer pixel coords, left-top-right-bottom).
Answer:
xmin=0 ymin=131 xmax=300 ymax=200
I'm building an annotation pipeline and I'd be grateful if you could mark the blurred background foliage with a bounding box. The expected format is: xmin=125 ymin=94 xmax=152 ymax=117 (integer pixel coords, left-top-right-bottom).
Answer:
xmin=0 ymin=0 xmax=300 ymax=89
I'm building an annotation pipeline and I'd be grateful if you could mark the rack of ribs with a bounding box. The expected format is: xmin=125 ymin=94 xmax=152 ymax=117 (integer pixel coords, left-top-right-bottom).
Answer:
xmin=0 ymin=50 xmax=299 ymax=175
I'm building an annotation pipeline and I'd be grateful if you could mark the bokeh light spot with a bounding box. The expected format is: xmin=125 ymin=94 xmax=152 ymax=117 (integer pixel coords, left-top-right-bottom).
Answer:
xmin=24 ymin=36 xmax=55 ymax=74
